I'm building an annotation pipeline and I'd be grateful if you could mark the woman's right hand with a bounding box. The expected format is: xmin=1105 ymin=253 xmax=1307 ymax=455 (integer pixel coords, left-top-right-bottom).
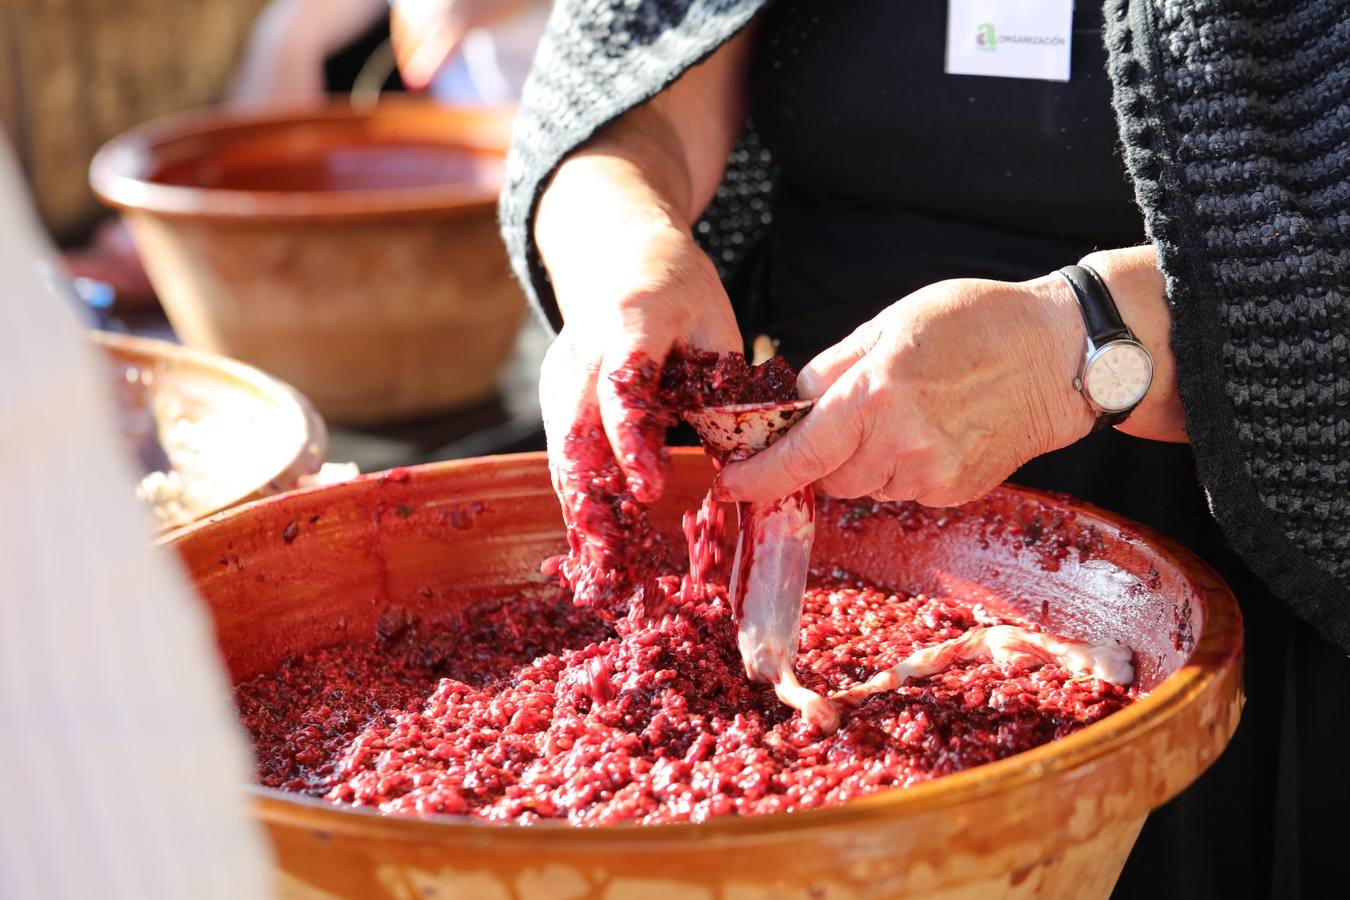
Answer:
xmin=537 ymin=210 xmax=741 ymax=503
xmin=532 ymin=27 xmax=755 ymax=505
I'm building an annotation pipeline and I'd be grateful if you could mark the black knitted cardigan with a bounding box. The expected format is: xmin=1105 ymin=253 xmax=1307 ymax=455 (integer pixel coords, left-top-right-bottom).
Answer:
xmin=500 ymin=0 xmax=1350 ymax=649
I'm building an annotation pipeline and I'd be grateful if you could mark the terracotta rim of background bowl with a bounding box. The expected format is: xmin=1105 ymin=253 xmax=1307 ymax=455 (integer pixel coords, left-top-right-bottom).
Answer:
xmin=99 ymin=330 xmax=327 ymax=534
xmin=168 ymin=450 xmax=1243 ymax=847
xmin=89 ymin=98 xmax=514 ymax=223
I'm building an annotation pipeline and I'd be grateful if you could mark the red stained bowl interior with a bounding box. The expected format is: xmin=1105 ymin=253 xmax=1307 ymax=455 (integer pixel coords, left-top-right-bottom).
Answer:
xmin=91 ymin=100 xmax=513 ymax=217
xmin=177 ymin=451 xmax=1215 ymax=697
xmin=149 ymin=140 xmax=500 ymax=194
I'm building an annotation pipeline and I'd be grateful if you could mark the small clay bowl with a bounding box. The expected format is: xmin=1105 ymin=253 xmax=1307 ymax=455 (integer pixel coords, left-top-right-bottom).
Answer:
xmin=90 ymin=100 xmax=526 ymax=425
xmin=97 ymin=330 xmax=325 ymax=533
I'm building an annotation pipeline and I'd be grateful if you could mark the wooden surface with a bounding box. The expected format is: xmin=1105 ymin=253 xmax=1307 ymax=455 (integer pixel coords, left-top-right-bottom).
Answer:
xmin=0 ymin=0 xmax=268 ymax=240
xmin=169 ymin=450 xmax=1244 ymax=899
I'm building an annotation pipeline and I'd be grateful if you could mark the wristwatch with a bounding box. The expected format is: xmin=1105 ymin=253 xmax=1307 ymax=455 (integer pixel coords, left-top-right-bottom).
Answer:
xmin=1056 ymin=264 xmax=1154 ymax=429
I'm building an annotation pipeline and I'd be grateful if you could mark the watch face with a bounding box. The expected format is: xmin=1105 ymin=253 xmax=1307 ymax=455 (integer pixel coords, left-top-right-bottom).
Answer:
xmin=1084 ymin=341 xmax=1154 ymax=413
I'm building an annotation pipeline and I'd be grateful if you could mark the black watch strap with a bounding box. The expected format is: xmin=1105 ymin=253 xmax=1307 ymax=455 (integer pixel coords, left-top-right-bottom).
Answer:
xmin=1057 ymin=264 xmax=1136 ymax=430
xmin=1057 ymin=264 xmax=1131 ymax=346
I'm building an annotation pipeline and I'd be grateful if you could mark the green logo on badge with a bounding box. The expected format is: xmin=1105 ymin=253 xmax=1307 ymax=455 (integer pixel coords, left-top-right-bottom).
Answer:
xmin=976 ymin=23 xmax=997 ymax=51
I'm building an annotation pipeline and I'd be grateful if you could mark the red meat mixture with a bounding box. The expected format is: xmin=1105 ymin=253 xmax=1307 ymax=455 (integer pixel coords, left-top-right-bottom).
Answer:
xmin=236 ymin=349 xmax=1135 ymax=824
xmin=238 ymin=558 xmax=1132 ymax=825
xmin=545 ymin=349 xmax=797 ymax=612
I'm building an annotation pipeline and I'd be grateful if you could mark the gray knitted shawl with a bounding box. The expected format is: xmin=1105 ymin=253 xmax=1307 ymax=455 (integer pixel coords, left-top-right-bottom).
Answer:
xmin=500 ymin=0 xmax=1350 ymax=648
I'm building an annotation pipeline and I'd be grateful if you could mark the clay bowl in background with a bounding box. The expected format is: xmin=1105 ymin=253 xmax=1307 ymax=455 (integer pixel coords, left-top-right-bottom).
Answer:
xmin=97 ymin=330 xmax=325 ymax=533
xmin=168 ymin=449 xmax=1243 ymax=899
xmin=90 ymin=99 xmax=526 ymax=426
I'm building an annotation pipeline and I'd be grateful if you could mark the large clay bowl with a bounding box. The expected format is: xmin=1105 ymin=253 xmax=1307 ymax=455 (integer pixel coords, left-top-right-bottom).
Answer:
xmin=97 ymin=330 xmax=325 ymax=533
xmin=90 ymin=99 xmax=526 ymax=425
xmin=168 ymin=449 xmax=1243 ymax=899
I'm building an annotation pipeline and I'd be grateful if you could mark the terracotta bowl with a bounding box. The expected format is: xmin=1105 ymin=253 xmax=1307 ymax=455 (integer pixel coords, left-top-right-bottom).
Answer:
xmin=90 ymin=99 xmax=526 ymax=426
xmin=168 ymin=450 xmax=1243 ymax=899
xmin=97 ymin=330 xmax=325 ymax=533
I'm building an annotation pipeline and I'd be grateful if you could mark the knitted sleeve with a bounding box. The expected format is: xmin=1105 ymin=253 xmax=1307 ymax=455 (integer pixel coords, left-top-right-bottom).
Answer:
xmin=498 ymin=0 xmax=768 ymax=331
xmin=1104 ymin=0 xmax=1350 ymax=645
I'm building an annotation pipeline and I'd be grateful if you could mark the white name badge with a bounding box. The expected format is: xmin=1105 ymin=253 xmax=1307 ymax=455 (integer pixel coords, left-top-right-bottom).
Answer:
xmin=945 ymin=0 xmax=1074 ymax=82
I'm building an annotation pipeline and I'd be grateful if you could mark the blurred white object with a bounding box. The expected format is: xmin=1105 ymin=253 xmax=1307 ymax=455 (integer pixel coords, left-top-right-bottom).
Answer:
xmin=0 ymin=140 xmax=272 ymax=898
xmin=297 ymin=461 xmax=361 ymax=488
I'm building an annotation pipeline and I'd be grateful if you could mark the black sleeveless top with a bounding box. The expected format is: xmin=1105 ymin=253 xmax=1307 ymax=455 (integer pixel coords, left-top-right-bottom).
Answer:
xmin=748 ymin=0 xmax=1141 ymax=357
xmin=744 ymin=4 xmax=1350 ymax=899
xmin=745 ymin=0 xmax=1202 ymax=559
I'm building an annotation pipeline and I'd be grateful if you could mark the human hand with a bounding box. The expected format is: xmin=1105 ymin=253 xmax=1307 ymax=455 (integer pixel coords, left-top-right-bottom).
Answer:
xmin=533 ymin=106 xmax=746 ymax=504
xmin=228 ymin=0 xmax=387 ymax=106
xmin=538 ymin=222 xmax=741 ymax=504
xmin=390 ymin=0 xmax=535 ymax=90
xmin=717 ymin=276 xmax=1095 ymax=507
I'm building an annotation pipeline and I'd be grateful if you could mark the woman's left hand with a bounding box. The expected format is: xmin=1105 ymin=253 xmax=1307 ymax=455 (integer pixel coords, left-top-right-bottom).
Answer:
xmin=717 ymin=274 xmax=1099 ymax=507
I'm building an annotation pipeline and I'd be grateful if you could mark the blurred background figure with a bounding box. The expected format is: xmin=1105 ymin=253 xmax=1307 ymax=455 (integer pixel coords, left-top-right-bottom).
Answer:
xmin=0 ymin=0 xmax=548 ymax=313
xmin=229 ymin=0 xmax=550 ymax=107
xmin=392 ymin=0 xmax=551 ymax=103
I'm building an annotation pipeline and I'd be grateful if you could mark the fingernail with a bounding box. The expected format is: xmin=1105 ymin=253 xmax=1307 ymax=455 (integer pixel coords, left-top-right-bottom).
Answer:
xmin=710 ymin=476 xmax=733 ymax=502
xmin=797 ymin=370 xmax=823 ymax=400
xmin=627 ymin=464 xmax=665 ymax=504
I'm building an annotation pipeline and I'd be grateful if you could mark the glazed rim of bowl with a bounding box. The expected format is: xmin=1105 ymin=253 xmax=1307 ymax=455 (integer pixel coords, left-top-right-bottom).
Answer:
xmin=169 ymin=451 xmax=1242 ymax=846
xmin=89 ymin=99 xmax=513 ymax=222
xmin=97 ymin=331 xmax=327 ymax=533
